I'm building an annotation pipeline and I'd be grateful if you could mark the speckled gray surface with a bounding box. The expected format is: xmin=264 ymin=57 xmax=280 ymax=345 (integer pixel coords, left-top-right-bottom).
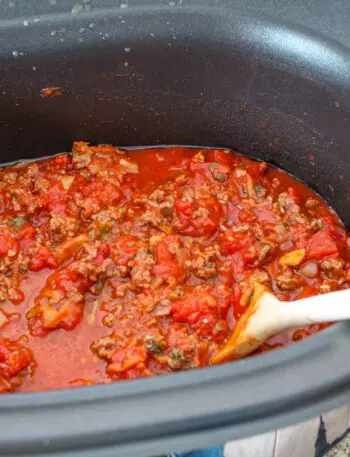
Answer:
xmin=325 ymin=436 xmax=350 ymax=457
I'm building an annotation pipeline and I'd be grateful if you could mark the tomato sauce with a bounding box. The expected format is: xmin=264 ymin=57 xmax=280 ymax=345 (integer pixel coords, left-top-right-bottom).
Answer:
xmin=0 ymin=142 xmax=348 ymax=394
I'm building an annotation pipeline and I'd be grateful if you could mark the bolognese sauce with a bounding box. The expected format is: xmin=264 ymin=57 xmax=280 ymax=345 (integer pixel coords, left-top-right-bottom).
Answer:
xmin=0 ymin=142 xmax=348 ymax=393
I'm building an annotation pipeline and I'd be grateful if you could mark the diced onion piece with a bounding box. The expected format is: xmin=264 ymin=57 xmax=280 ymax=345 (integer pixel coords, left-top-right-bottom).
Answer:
xmin=73 ymin=153 xmax=91 ymax=169
xmin=61 ymin=176 xmax=75 ymax=191
xmin=279 ymin=248 xmax=306 ymax=266
xmin=42 ymin=305 xmax=69 ymax=329
xmin=119 ymin=158 xmax=139 ymax=174
xmin=246 ymin=175 xmax=256 ymax=199
xmin=42 ymin=306 xmax=59 ymax=328
xmin=41 ymin=287 xmax=62 ymax=301
xmin=195 ymin=186 xmax=211 ymax=199
xmin=0 ymin=310 xmax=9 ymax=329
xmin=88 ymin=300 xmax=99 ymax=325
xmin=298 ymin=261 xmax=318 ymax=278
xmin=193 ymin=151 xmax=204 ymax=161
xmin=240 ymin=285 xmax=254 ymax=307
xmin=55 ymin=233 xmax=88 ymax=262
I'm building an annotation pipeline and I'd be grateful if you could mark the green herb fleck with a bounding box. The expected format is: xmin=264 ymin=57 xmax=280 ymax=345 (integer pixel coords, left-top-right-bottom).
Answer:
xmin=9 ymin=215 xmax=27 ymax=232
xmin=242 ymin=184 xmax=248 ymax=196
xmin=207 ymin=275 xmax=218 ymax=285
xmin=19 ymin=263 xmax=28 ymax=272
xmin=278 ymin=203 xmax=286 ymax=214
xmin=210 ymin=162 xmax=219 ymax=170
xmin=169 ymin=348 xmax=193 ymax=371
xmin=98 ymin=225 xmax=111 ymax=240
xmin=145 ymin=336 xmax=166 ymax=353
xmin=172 ymin=348 xmax=188 ymax=362
xmin=215 ymin=322 xmax=224 ymax=332
xmin=90 ymin=275 xmax=105 ymax=295
xmin=214 ymin=172 xmax=227 ymax=183
xmin=50 ymin=242 xmax=59 ymax=252
xmin=254 ymin=183 xmax=266 ymax=194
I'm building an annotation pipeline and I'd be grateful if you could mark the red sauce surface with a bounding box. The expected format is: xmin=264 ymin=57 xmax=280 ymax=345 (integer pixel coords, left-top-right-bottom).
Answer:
xmin=0 ymin=143 xmax=348 ymax=394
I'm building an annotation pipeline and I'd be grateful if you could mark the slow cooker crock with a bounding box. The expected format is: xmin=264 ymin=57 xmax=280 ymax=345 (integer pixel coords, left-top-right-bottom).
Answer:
xmin=0 ymin=2 xmax=350 ymax=456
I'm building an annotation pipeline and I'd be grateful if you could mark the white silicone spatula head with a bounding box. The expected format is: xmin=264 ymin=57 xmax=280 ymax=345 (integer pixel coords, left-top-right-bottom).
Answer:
xmin=211 ymin=283 xmax=350 ymax=364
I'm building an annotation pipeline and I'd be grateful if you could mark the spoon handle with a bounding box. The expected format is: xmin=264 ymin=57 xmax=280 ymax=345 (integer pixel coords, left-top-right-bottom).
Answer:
xmin=278 ymin=288 xmax=350 ymax=328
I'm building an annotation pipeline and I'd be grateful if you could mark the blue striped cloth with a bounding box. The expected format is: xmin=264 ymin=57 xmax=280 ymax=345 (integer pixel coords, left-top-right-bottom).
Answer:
xmin=169 ymin=445 xmax=225 ymax=457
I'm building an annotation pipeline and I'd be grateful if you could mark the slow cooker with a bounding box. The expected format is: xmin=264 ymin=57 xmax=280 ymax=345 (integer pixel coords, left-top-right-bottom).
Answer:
xmin=0 ymin=1 xmax=349 ymax=456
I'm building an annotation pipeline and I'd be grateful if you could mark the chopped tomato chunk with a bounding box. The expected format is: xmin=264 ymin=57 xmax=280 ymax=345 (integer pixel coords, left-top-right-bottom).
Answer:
xmin=306 ymin=230 xmax=339 ymax=260
xmin=238 ymin=208 xmax=257 ymax=223
xmin=107 ymin=346 xmax=148 ymax=377
xmin=206 ymin=149 xmax=234 ymax=166
xmin=174 ymin=197 xmax=221 ymax=236
xmin=0 ymin=234 xmax=9 ymax=256
xmin=0 ymin=339 xmax=33 ymax=385
xmin=29 ymin=246 xmax=58 ymax=272
xmin=112 ymin=235 xmax=140 ymax=266
xmin=43 ymin=183 xmax=69 ymax=213
xmin=94 ymin=243 xmax=110 ymax=265
xmin=152 ymin=236 xmax=185 ymax=281
xmin=18 ymin=224 xmax=35 ymax=241
xmin=27 ymin=266 xmax=90 ymax=335
xmin=220 ymin=230 xmax=256 ymax=265
xmin=172 ymin=292 xmax=217 ymax=324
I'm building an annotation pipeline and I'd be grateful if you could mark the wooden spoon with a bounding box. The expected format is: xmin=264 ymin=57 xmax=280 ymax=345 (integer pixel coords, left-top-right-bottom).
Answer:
xmin=211 ymin=283 xmax=350 ymax=364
